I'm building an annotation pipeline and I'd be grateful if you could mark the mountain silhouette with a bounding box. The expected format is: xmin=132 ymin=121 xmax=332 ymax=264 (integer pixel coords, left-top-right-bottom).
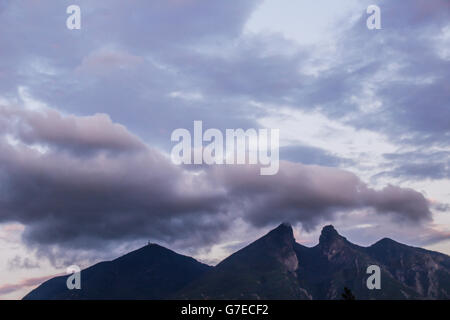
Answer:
xmin=24 ymin=224 xmax=450 ymax=300
xmin=177 ymin=223 xmax=310 ymax=299
xmin=23 ymin=244 xmax=211 ymax=300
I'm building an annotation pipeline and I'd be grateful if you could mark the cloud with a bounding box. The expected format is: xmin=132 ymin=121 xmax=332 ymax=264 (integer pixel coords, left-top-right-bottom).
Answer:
xmin=0 ymin=0 xmax=291 ymax=151
xmin=208 ymin=162 xmax=432 ymax=230
xmin=0 ymin=274 xmax=57 ymax=296
xmin=0 ymin=105 xmax=433 ymax=262
xmin=0 ymin=106 xmax=229 ymax=260
xmin=337 ymin=0 xmax=450 ymax=148
xmin=373 ymin=151 xmax=450 ymax=181
xmin=0 ymin=0 xmax=447 ymax=153
xmin=3 ymin=0 xmax=446 ymax=165
xmin=0 ymin=105 xmax=146 ymax=155
xmin=419 ymin=229 xmax=450 ymax=246
xmin=326 ymin=212 xmax=450 ymax=249
xmin=8 ymin=256 xmax=40 ymax=270
xmin=75 ymin=49 xmax=145 ymax=75
xmin=279 ymin=144 xmax=353 ymax=167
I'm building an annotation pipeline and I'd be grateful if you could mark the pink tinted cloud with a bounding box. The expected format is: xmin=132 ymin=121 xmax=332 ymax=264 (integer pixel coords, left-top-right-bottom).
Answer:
xmin=0 ymin=274 xmax=61 ymax=297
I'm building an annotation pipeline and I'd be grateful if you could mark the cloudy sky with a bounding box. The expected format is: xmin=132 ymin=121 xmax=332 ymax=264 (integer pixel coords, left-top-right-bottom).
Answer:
xmin=0 ymin=0 xmax=449 ymax=299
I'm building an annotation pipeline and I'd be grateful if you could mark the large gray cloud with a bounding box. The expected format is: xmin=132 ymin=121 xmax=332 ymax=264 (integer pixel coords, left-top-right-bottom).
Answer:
xmin=0 ymin=106 xmax=433 ymax=261
xmin=209 ymin=162 xmax=431 ymax=230
xmin=0 ymin=106 xmax=146 ymax=155
xmin=0 ymin=110 xmax=226 ymax=249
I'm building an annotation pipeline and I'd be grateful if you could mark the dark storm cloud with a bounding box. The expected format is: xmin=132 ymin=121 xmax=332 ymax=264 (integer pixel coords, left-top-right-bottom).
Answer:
xmin=361 ymin=185 xmax=432 ymax=223
xmin=0 ymin=107 xmax=433 ymax=259
xmin=0 ymin=106 xmax=146 ymax=155
xmin=0 ymin=140 xmax=226 ymax=249
xmin=0 ymin=107 xmax=230 ymax=252
xmin=209 ymin=162 xmax=432 ymax=230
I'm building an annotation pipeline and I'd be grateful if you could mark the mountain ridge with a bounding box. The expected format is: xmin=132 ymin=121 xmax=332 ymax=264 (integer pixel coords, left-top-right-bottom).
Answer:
xmin=23 ymin=224 xmax=450 ymax=300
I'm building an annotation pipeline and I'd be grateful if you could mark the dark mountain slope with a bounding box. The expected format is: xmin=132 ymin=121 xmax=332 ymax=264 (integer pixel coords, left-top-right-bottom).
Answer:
xmin=177 ymin=223 xmax=311 ymax=299
xmin=23 ymin=244 xmax=211 ymax=300
xmin=365 ymin=238 xmax=450 ymax=299
xmin=294 ymin=225 xmax=422 ymax=299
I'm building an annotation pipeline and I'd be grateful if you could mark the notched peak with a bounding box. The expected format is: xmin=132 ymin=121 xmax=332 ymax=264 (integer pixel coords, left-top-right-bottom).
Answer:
xmin=319 ymin=225 xmax=345 ymax=245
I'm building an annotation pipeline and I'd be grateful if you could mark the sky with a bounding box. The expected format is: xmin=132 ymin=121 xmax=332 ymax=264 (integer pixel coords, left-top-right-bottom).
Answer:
xmin=0 ymin=0 xmax=449 ymax=299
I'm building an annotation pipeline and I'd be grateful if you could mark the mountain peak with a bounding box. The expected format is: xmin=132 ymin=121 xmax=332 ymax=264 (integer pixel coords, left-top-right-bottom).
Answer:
xmin=371 ymin=237 xmax=404 ymax=249
xmin=265 ymin=222 xmax=295 ymax=245
xmin=321 ymin=224 xmax=338 ymax=235
xmin=275 ymin=222 xmax=293 ymax=232
xmin=182 ymin=221 xmax=305 ymax=299
xmin=319 ymin=225 xmax=345 ymax=245
xmin=377 ymin=237 xmax=397 ymax=244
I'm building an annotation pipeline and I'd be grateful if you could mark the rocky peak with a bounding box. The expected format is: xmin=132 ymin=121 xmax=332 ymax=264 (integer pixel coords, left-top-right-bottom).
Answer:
xmin=318 ymin=225 xmax=348 ymax=252
xmin=255 ymin=223 xmax=297 ymax=272
xmin=319 ymin=225 xmax=341 ymax=241
xmin=264 ymin=222 xmax=295 ymax=246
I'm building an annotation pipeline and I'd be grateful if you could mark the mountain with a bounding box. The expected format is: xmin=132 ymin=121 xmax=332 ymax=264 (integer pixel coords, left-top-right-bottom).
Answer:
xmin=177 ymin=223 xmax=311 ymax=299
xmin=366 ymin=237 xmax=450 ymax=298
xmin=23 ymin=224 xmax=450 ymax=300
xmin=294 ymin=225 xmax=423 ymax=299
xmin=23 ymin=244 xmax=211 ymax=300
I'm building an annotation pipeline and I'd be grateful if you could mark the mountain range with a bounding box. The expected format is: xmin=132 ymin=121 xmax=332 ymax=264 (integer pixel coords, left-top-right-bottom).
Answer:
xmin=23 ymin=224 xmax=450 ymax=300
